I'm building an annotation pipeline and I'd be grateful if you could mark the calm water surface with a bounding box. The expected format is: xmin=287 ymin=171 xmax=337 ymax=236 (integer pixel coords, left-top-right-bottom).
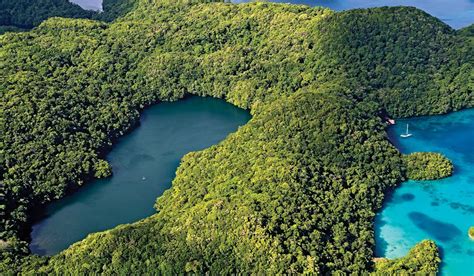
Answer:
xmin=376 ymin=109 xmax=474 ymax=276
xmin=30 ymin=96 xmax=250 ymax=255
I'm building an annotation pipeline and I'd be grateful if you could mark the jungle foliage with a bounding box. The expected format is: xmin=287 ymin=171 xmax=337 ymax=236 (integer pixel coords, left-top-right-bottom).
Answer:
xmin=99 ymin=0 xmax=138 ymax=22
xmin=0 ymin=0 xmax=472 ymax=274
xmin=404 ymin=152 xmax=453 ymax=180
xmin=373 ymin=240 xmax=440 ymax=274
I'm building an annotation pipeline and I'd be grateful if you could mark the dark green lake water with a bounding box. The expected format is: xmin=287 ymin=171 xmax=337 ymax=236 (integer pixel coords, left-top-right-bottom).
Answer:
xmin=30 ymin=96 xmax=251 ymax=255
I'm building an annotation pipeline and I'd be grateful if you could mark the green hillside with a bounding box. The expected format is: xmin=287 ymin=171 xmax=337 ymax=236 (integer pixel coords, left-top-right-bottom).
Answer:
xmin=1 ymin=0 xmax=472 ymax=274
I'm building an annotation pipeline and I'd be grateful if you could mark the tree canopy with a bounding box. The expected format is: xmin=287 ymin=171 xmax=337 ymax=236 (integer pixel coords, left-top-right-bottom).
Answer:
xmin=373 ymin=240 xmax=440 ymax=274
xmin=403 ymin=152 xmax=453 ymax=180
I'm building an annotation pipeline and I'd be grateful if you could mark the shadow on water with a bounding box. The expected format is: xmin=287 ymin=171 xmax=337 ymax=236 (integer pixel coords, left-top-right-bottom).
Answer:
xmin=408 ymin=212 xmax=462 ymax=242
xmin=405 ymin=213 xmax=463 ymax=274
xmin=374 ymin=188 xmax=417 ymax=257
xmin=374 ymin=215 xmax=389 ymax=257
xmin=438 ymin=245 xmax=447 ymax=274
xmin=385 ymin=126 xmax=409 ymax=154
xmin=449 ymin=202 xmax=474 ymax=215
xmin=374 ymin=187 xmax=398 ymax=257
xmin=396 ymin=193 xmax=415 ymax=203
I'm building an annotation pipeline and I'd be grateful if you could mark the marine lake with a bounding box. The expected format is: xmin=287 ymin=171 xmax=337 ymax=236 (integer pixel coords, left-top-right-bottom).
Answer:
xmin=30 ymin=96 xmax=251 ymax=255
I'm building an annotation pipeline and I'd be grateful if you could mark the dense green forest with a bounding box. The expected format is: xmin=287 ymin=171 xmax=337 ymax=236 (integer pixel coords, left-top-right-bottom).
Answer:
xmin=0 ymin=0 xmax=472 ymax=274
xmin=99 ymin=0 xmax=137 ymax=22
xmin=403 ymin=152 xmax=453 ymax=180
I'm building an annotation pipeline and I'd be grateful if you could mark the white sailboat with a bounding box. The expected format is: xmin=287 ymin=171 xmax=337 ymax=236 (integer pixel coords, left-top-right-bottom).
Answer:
xmin=400 ymin=124 xmax=412 ymax=138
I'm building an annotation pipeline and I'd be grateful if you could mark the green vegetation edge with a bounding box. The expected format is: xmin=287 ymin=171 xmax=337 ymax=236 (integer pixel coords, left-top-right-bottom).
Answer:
xmin=404 ymin=152 xmax=453 ymax=180
xmin=1 ymin=0 xmax=473 ymax=274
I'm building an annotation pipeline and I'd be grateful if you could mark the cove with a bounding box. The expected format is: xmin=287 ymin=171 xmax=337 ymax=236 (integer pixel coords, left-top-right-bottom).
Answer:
xmin=29 ymin=96 xmax=251 ymax=256
xmin=376 ymin=109 xmax=474 ymax=276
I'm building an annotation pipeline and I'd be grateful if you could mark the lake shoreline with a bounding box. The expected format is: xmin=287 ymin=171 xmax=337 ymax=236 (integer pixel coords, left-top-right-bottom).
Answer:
xmin=28 ymin=96 xmax=251 ymax=255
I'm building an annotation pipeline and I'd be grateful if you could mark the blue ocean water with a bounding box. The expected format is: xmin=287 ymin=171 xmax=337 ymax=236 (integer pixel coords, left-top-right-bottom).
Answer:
xmin=376 ymin=109 xmax=474 ymax=276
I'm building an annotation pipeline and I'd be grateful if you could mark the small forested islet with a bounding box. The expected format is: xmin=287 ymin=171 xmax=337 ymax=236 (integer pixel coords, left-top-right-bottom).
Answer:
xmin=403 ymin=152 xmax=453 ymax=180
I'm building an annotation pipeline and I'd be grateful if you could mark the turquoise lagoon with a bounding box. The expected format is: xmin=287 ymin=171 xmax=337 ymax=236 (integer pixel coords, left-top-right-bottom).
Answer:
xmin=30 ymin=96 xmax=251 ymax=255
xmin=376 ymin=109 xmax=474 ymax=275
